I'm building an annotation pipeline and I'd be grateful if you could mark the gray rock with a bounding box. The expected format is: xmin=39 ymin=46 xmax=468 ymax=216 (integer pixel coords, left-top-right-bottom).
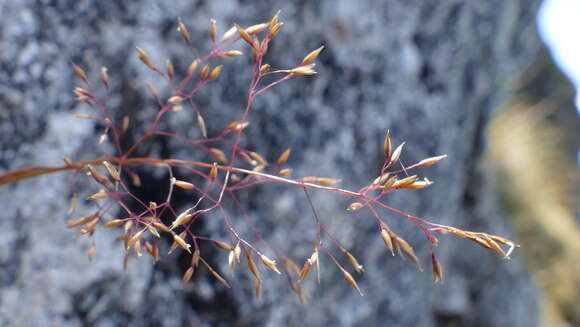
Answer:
xmin=0 ymin=1 xmax=541 ymax=326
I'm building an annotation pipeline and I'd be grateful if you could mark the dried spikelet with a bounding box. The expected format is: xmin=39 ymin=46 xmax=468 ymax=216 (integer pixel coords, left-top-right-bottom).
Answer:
xmin=72 ymin=114 xmax=93 ymax=120
xmin=259 ymin=38 xmax=269 ymax=55
xmin=234 ymin=243 xmax=241 ymax=261
xmin=171 ymin=209 xmax=193 ymax=229
xmin=63 ymin=156 xmax=74 ymax=167
xmin=72 ymin=63 xmax=88 ymax=83
xmin=135 ymin=47 xmax=156 ymax=70
xmin=165 ymin=59 xmax=174 ymax=79
xmin=88 ymin=189 xmax=108 ymax=201
xmin=213 ymin=240 xmax=233 ymax=251
xmin=87 ymin=165 xmax=107 ymax=182
xmin=152 ymin=222 xmax=171 ymax=234
xmin=302 ymin=177 xmax=341 ymax=185
xmin=124 ymin=220 xmax=133 ymax=232
xmin=174 ymin=180 xmax=195 ymax=190
xmin=67 ymin=214 xmax=97 ymax=228
xmin=383 ymin=130 xmax=392 ymax=158
xmin=245 ymin=251 xmax=260 ymax=280
xmin=104 ymin=219 xmax=125 ymax=228
xmin=228 ymin=250 xmax=236 ymax=270
xmin=313 ymin=250 xmax=321 ymax=284
xmin=187 ymin=59 xmax=199 ymax=76
xmin=144 ymin=241 xmax=156 ymax=261
xmin=209 ymin=18 xmax=217 ymax=42
xmin=209 ymin=162 xmax=218 ymax=181
xmin=134 ymin=239 xmax=142 ymax=258
xmin=77 ymin=218 xmax=99 ymax=236
xmin=168 ymin=96 xmax=183 ymax=105
xmin=147 ymin=224 xmax=160 ymax=238
xmin=120 ymin=115 xmax=130 ymax=135
xmin=394 ymin=236 xmax=422 ymax=271
xmin=340 ymin=267 xmax=363 ymax=296
xmin=268 ymin=22 xmax=283 ymax=39
xmin=102 ymin=161 xmax=120 ymax=181
xmin=123 ymin=254 xmax=129 ymax=271
xmin=149 ymin=201 xmax=157 ymax=210
xmin=278 ymin=168 xmax=293 ymax=177
xmin=416 ymin=155 xmax=447 ymax=168
xmin=127 ymin=228 xmax=146 ymax=250
xmin=343 ymin=250 xmax=364 ymax=273
xmin=209 ymin=65 xmax=223 ymax=80
xmin=209 ymin=148 xmax=228 ymax=163
xmin=203 ymin=260 xmax=231 ymax=288
xmin=276 ymin=149 xmax=291 ymax=166
xmin=220 ymin=50 xmax=243 ymax=58
xmin=192 ymin=249 xmax=200 ymax=267
xmin=182 ymin=266 xmax=194 ymax=285
xmin=289 ymin=64 xmax=317 ymax=75
xmin=100 ymin=67 xmax=109 ymax=88
xmin=246 ymin=23 xmax=269 ymax=35
xmin=259 ymin=64 xmax=271 ymax=74
xmin=225 ymin=120 xmax=250 ymax=132
xmin=177 ymin=20 xmax=191 ymax=43
xmin=87 ymin=244 xmax=96 ymax=261
xmin=247 ymin=152 xmax=266 ymax=166
xmin=68 ymin=193 xmax=77 ymax=214
xmin=300 ymin=45 xmax=324 ymax=66
xmin=259 ymin=254 xmax=281 ymax=274
xmin=380 ymin=228 xmax=395 ymax=256
xmin=73 ymin=87 xmax=91 ymax=98
xmin=347 ymin=202 xmax=363 ymax=211
xmin=236 ymin=25 xmax=254 ymax=47
xmin=283 ymin=257 xmax=301 ymax=276
xmin=431 ymin=254 xmax=443 ymax=283
xmin=289 ymin=280 xmax=306 ymax=304
xmin=147 ymin=83 xmax=159 ymax=100
xmin=404 ymin=177 xmax=433 ymax=189
xmin=298 ymin=260 xmax=312 ymax=282
xmin=221 ymin=26 xmax=237 ymax=42
xmin=229 ymin=174 xmax=242 ymax=183
xmin=481 ymin=234 xmax=507 ymax=258
xmin=199 ymin=64 xmax=209 ymax=80
xmin=239 ymin=151 xmax=255 ymax=165
xmin=196 ymin=112 xmax=207 ymax=138
xmin=390 ymin=142 xmax=405 ymax=164
xmin=98 ymin=133 xmax=108 ymax=144
xmin=392 ymin=175 xmax=418 ymax=188
xmin=471 ymin=235 xmax=493 ymax=250
xmin=270 ymin=10 xmax=281 ymax=27
xmin=253 ymin=276 xmax=262 ymax=301
xmin=173 ymin=233 xmax=192 ymax=253
xmin=253 ymin=164 xmax=265 ymax=172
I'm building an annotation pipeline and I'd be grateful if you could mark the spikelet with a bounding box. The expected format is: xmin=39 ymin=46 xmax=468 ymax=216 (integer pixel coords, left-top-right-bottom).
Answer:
xmin=221 ymin=26 xmax=237 ymax=42
xmin=174 ymin=180 xmax=195 ymax=190
xmin=431 ymin=254 xmax=443 ymax=283
xmin=394 ymin=236 xmax=422 ymax=271
xmin=390 ymin=142 xmax=405 ymax=164
xmin=347 ymin=202 xmax=363 ymax=211
xmin=278 ymin=168 xmax=293 ymax=177
xmin=236 ymin=25 xmax=254 ymax=47
xmin=135 ymin=47 xmax=156 ymax=70
xmin=68 ymin=193 xmax=77 ymax=214
xmin=72 ymin=63 xmax=88 ymax=83
xmin=343 ymin=249 xmax=364 ymax=273
xmin=177 ymin=20 xmax=191 ymax=43
xmin=165 ymin=59 xmax=174 ymax=79
xmin=100 ymin=67 xmax=109 ymax=88
xmin=300 ymin=46 xmax=324 ymax=66
xmin=203 ymin=259 xmax=231 ymax=288
xmin=209 ymin=19 xmax=217 ymax=43
xmin=245 ymin=251 xmax=260 ymax=280
xmin=67 ymin=214 xmax=97 ymax=228
xmin=259 ymin=254 xmax=281 ymax=274
xmin=383 ymin=130 xmax=392 ymax=158
xmin=187 ymin=59 xmax=199 ymax=76
xmin=340 ymin=267 xmax=363 ymax=296
xmin=209 ymin=65 xmax=223 ymax=80
xmin=209 ymin=162 xmax=218 ymax=181
xmin=182 ymin=266 xmax=194 ymax=285
xmin=276 ymin=149 xmax=291 ymax=166
xmin=245 ymin=23 xmax=268 ymax=35
xmin=173 ymin=233 xmax=192 ymax=253
xmin=104 ymin=219 xmax=125 ymax=228
xmin=200 ymin=64 xmax=209 ymax=80
xmin=213 ymin=240 xmax=233 ymax=251
xmin=380 ymin=228 xmax=395 ymax=256
xmin=209 ymin=148 xmax=228 ymax=163
xmin=120 ymin=115 xmax=130 ymax=135
xmin=196 ymin=112 xmax=207 ymax=138
xmin=416 ymin=155 xmax=447 ymax=168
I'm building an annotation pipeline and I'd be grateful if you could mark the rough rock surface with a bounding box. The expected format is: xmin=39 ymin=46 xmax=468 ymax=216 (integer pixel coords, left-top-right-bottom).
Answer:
xmin=0 ymin=1 xmax=542 ymax=326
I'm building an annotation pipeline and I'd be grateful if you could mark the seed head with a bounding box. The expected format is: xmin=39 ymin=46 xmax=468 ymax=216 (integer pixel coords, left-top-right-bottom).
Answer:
xmin=300 ymin=45 xmax=324 ymax=66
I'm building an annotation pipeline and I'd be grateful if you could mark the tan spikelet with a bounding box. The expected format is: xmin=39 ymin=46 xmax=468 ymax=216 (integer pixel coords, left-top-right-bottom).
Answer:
xmin=67 ymin=214 xmax=97 ymax=228
xmin=104 ymin=219 xmax=125 ymax=228
xmin=416 ymin=155 xmax=447 ymax=168
xmin=120 ymin=115 xmax=130 ymax=134
xmin=236 ymin=25 xmax=254 ymax=47
xmin=220 ymin=50 xmax=243 ymax=58
xmin=200 ymin=64 xmax=209 ymax=80
xmin=289 ymin=64 xmax=316 ymax=75
xmin=177 ymin=20 xmax=191 ymax=43
xmin=341 ymin=267 xmax=363 ymax=296
xmin=88 ymin=189 xmax=108 ymax=201
xmin=249 ymin=151 xmax=267 ymax=166
xmin=152 ymin=222 xmax=171 ymax=234
xmin=168 ymin=96 xmax=183 ymax=105
xmin=431 ymin=254 xmax=443 ymax=283
xmin=209 ymin=148 xmax=227 ymax=163
xmin=298 ymin=260 xmax=312 ymax=282
xmin=187 ymin=59 xmax=199 ymax=76
xmin=394 ymin=236 xmax=422 ymax=271
xmin=171 ymin=209 xmax=193 ymax=229
xmin=174 ymin=180 xmax=195 ymax=190
xmin=253 ymin=276 xmax=262 ymax=301
xmin=100 ymin=67 xmax=109 ymax=87
xmin=127 ymin=228 xmax=146 ymax=250
xmin=228 ymin=250 xmax=236 ymax=270
xmin=278 ymin=168 xmax=293 ymax=177
xmin=87 ymin=244 xmax=96 ymax=261
xmin=245 ymin=251 xmax=260 ymax=280
xmin=165 ymin=59 xmax=174 ymax=79
xmin=383 ymin=130 xmax=392 ymax=158
xmin=276 ymin=149 xmax=291 ymax=167
xmin=102 ymin=161 xmax=120 ymax=182
xmin=283 ymin=257 xmax=301 ymax=276
xmin=343 ymin=250 xmax=364 ymax=273
xmin=221 ymin=26 xmax=237 ymax=42
xmin=147 ymin=224 xmax=160 ymax=238
xmin=300 ymin=46 xmax=324 ymax=66
xmin=147 ymin=83 xmax=158 ymax=100
xmin=192 ymin=249 xmax=200 ymax=267
xmin=268 ymin=22 xmax=283 ymax=39
xmin=209 ymin=19 xmax=217 ymax=42
xmin=245 ymin=23 xmax=268 ymax=35
xmin=347 ymin=202 xmax=363 ymax=211
xmin=135 ymin=47 xmax=156 ymax=70
xmin=203 ymin=260 xmax=231 ymax=288
xmin=209 ymin=65 xmax=223 ymax=80
xmin=173 ymin=233 xmax=191 ymax=253
xmin=68 ymin=193 xmax=77 ymax=214
xmin=209 ymin=162 xmax=218 ymax=181
xmin=196 ymin=112 xmax=207 ymax=138
xmin=213 ymin=240 xmax=233 ymax=251
xmin=260 ymin=64 xmax=270 ymax=74
xmin=182 ymin=266 xmax=194 ymax=285
xmin=390 ymin=142 xmax=405 ymax=164
xmin=72 ymin=63 xmax=88 ymax=83
xmin=259 ymin=254 xmax=281 ymax=274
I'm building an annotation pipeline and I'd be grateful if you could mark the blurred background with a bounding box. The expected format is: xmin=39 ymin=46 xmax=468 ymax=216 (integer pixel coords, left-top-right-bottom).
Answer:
xmin=0 ymin=1 xmax=578 ymax=326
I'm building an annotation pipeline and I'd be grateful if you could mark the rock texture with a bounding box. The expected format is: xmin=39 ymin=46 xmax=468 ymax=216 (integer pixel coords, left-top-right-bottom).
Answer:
xmin=0 ymin=1 xmax=542 ymax=326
